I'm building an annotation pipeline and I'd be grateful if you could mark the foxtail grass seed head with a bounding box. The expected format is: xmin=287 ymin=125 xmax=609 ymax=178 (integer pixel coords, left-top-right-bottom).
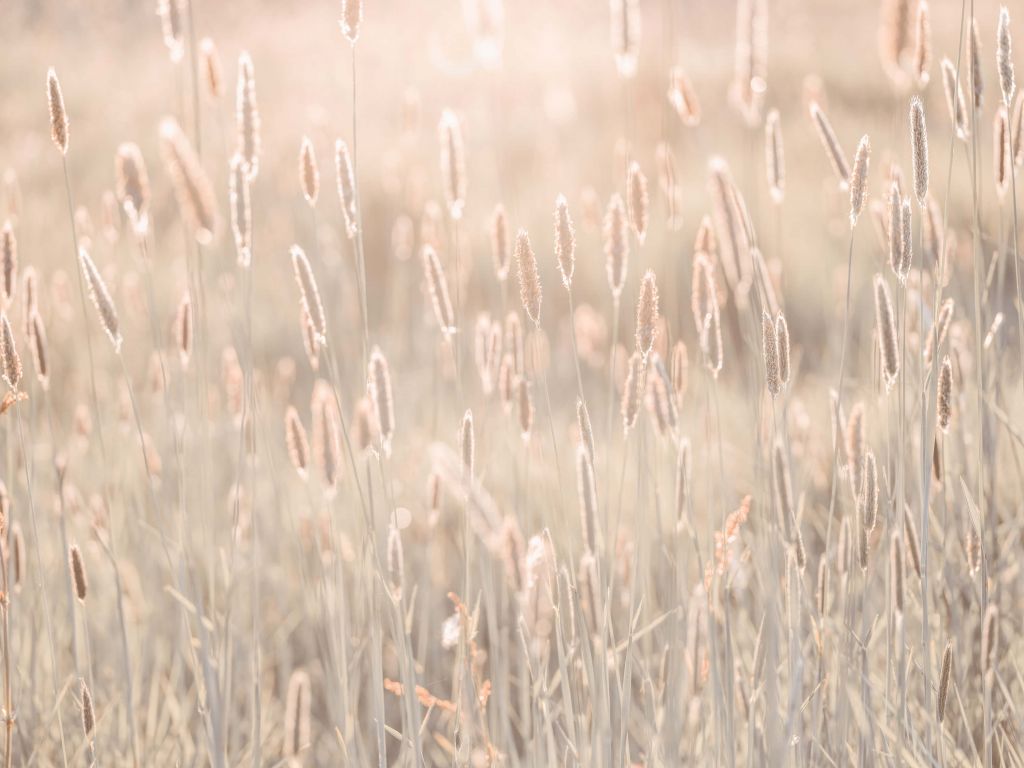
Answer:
xmin=809 ymin=101 xmax=850 ymax=188
xmin=291 ymin=246 xmax=326 ymax=345
xmin=668 ymin=67 xmax=701 ymax=126
xmin=160 ymin=117 xmax=218 ymax=244
xmin=115 ymin=142 xmax=151 ymax=236
xmin=69 ymin=544 xmax=87 ymax=602
xmin=577 ymin=398 xmax=595 ymax=463
xmin=80 ymin=678 xmax=95 ymax=738
xmin=340 ymin=0 xmax=363 ymax=43
xmin=914 ymin=0 xmax=931 ymax=86
xmin=775 ymin=313 xmax=790 ymax=386
xmin=460 ymin=409 xmax=475 ymax=479
xmin=369 ymin=346 xmax=395 ymax=454
xmin=859 ymin=450 xmax=879 ymax=531
xmin=312 ymin=385 xmax=342 ymax=492
xmin=671 ymin=340 xmax=688 ymax=407
xmin=0 ymin=314 xmax=20 ymax=391
xmin=387 ymin=524 xmax=404 ymax=598
xmin=334 ymin=139 xmax=359 ymax=238
xmin=79 ymin=248 xmax=122 ymax=353
xmin=28 ymin=310 xmax=48 ymax=390
xmin=491 ymin=204 xmax=511 ymax=281
xmin=938 ymin=355 xmax=953 ymax=432
xmin=762 ymin=310 xmax=781 ymax=396
xmin=200 ymin=38 xmax=223 ymax=99
xmin=610 ymin=0 xmax=641 ymax=78
xmin=236 ymin=52 xmax=261 ymax=180
xmin=299 ymin=136 xmax=320 ymax=206
xmin=995 ymin=107 xmax=1011 ymax=199
xmin=627 ymin=161 xmax=649 ymax=243
xmin=285 ymin=406 xmax=310 ymax=479
xmin=621 ymin=351 xmax=645 ymax=432
xmin=516 ymin=376 xmax=533 ymax=440
xmin=888 ymin=183 xmax=903 ymax=277
xmin=439 ymin=110 xmax=467 ymax=220
xmin=765 ymin=109 xmax=785 ymax=203
xmin=423 ymin=245 xmax=455 ymax=336
xmin=910 ymin=96 xmax=929 ymax=205
xmin=874 ymin=274 xmax=899 ymax=390
xmin=941 ymin=58 xmax=969 ymax=141
xmin=969 ymin=19 xmax=984 ymax=110
xmin=175 ymin=293 xmax=192 ymax=368
xmin=845 ymin=402 xmax=865 ymax=490
xmin=635 ymin=270 xmax=659 ymax=359
xmin=998 ymin=7 xmax=1015 ymax=107
xmin=879 ymin=0 xmax=912 ymax=84
xmin=352 ymin=396 xmax=375 ymax=454
xmin=0 ymin=223 xmax=15 ymax=309
xmin=515 ymin=228 xmax=542 ymax=326
xmin=675 ymin=438 xmax=691 ymax=521
xmin=229 ymin=154 xmax=252 ymax=266
xmin=576 ymin=444 xmax=598 ymax=553
xmin=604 ymin=194 xmax=629 ymax=299
xmin=849 ymin=135 xmax=871 ymax=228
xmin=937 ymin=641 xmax=953 ymax=723
xmin=899 ymin=197 xmax=913 ymax=278
xmin=47 ymin=68 xmax=69 ymax=154
xmin=554 ymin=194 xmax=576 ymax=288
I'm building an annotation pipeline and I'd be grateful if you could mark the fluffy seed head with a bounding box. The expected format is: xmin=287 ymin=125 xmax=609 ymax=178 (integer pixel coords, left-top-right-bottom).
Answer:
xmin=910 ymin=96 xmax=929 ymax=204
xmin=291 ymin=246 xmax=326 ymax=344
xmin=998 ymin=7 xmax=1015 ymax=107
xmin=762 ymin=311 xmax=781 ymax=396
xmin=491 ymin=204 xmax=511 ymax=281
xmin=299 ymin=136 xmax=320 ymax=206
xmin=422 ymin=245 xmax=455 ymax=337
xmin=115 ymin=143 xmax=151 ymax=236
xmin=809 ymin=101 xmax=850 ymax=188
xmin=516 ymin=376 xmax=533 ymax=440
xmin=160 ymin=117 xmax=218 ymax=244
xmin=28 ymin=310 xmax=48 ymax=390
xmin=368 ymin=347 xmax=395 ymax=454
xmin=621 ymin=351 xmax=645 ymax=432
xmin=627 ymin=161 xmax=649 ymax=243
xmin=229 ymin=154 xmax=252 ymax=266
xmin=914 ymin=0 xmax=932 ymax=86
xmin=577 ymin=398 xmax=595 ymax=462
xmin=554 ymin=195 xmax=576 ymax=288
xmin=604 ymin=194 xmax=629 ymax=299
xmin=69 ymin=544 xmax=87 ymax=602
xmin=635 ymin=270 xmax=659 ymax=359
xmin=577 ymin=444 xmax=598 ymax=553
xmin=874 ymin=274 xmax=899 ymax=390
xmin=887 ymin=183 xmax=903 ymax=277
xmin=340 ymin=0 xmax=363 ymax=43
xmin=158 ymin=0 xmax=184 ymax=62
xmin=235 ymin=52 xmax=261 ymax=180
xmin=859 ymin=450 xmax=879 ymax=531
xmin=941 ymin=58 xmax=969 ymax=141
xmin=668 ymin=67 xmax=701 ymax=126
xmin=0 ymin=314 xmax=20 ymax=391
xmin=970 ymin=19 xmax=984 ymax=109
xmin=79 ymin=248 xmax=122 ymax=353
xmin=515 ymin=229 xmax=542 ymax=326
xmin=0 ymin=223 xmax=16 ymax=309
xmin=937 ymin=355 xmax=953 ymax=432
xmin=849 ymin=135 xmax=871 ymax=228
xmin=775 ymin=313 xmax=790 ymax=385
xmin=995 ymin=107 xmax=1011 ymax=199
xmin=439 ymin=110 xmax=467 ymax=220
xmin=80 ymin=678 xmax=95 ymax=738
xmin=334 ymin=139 xmax=358 ymax=238
xmin=285 ymin=406 xmax=310 ymax=479
xmin=937 ymin=641 xmax=953 ymax=723
xmin=47 ymin=68 xmax=68 ymax=154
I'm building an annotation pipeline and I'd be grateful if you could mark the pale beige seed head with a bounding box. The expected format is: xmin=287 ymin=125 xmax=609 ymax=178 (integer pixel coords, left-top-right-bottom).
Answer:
xmin=621 ymin=351 xmax=645 ymax=432
xmin=491 ymin=204 xmax=511 ymax=281
xmin=80 ymin=678 xmax=95 ymax=739
xmin=627 ymin=161 xmax=649 ymax=243
xmin=874 ymin=274 xmax=899 ymax=390
xmin=334 ymin=139 xmax=359 ymax=238
xmin=859 ymin=450 xmax=879 ymax=530
xmin=554 ymin=194 xmax=576 ymax=288
xmin=0 ymin=314 xmax=20 ymax=391
xmin=941 ymin=58 xmax=969 ymax=141
xmin=459 ymin=409 xmax=475 ymax=481
xmin=937 ymin=641 xmax=953 ymax=723
xmin=845 ymin=401 xmax=865 ymax=491
xmin=765 ymin=109 xmax=785 ymax=203
xmin=576 ymin=443 xmax=598 ymax=553
xmin=995 ymin=107 xmax=1011 ymax=199
xmin=938 ymin=355 xmax=953 ymax=432
xmin=899 ymin=197 xmax=913 ymax=278
xmin=970 ymin=19 xmax=984 ymax=109
xmin=28 ymin=310 xmax=48 ymax=391
xmin=0 ymin=222 xmax=16 ymax=309
xmin=157 ymin=0 xmax=184 ymax=63
xmin=604 ymin=194 xmax=629 ymax=299
xmin=515 ymin=228 xmax=542 ymax=326
xmin=47 ymin=68 xmax=69 ymax=154
xmin=387 ymin=524 xmax=404 ymax=599
xmin=69 ymin=544 xmax=87 ymax=602
xmin=439 ymin=110 xmax=467 ymax=220
xmin=79 ymin=248 xmax=122 ymax=353
xmin=285 ymin=406 xmax=310 ymax=479
xmin=671 ymin=340 xmax=688 ymax=407
xmin=340 ymin=0 xmax=363 ymax=43
xmin=998 ymin=7 xmax=1015 ymax=107
xmin=635 ymin=269 xmax=659 ymax=359
xmin=610 ymin=0 xmax=641 ymax=79
xmin=115 ymin=143 xmax=151 ymax=236
xmin=888 ymin=182 xmax=903 ymax=277
xmin=656 ymin=142 xmax=681 ymax=229
xmin=675 ymin=438 xmax=691 ymax=521
xmin=236 ymin=52 xmax=261 ymax=180
xmin=368 ymin=347 xmax=395 ymax=453
xmin=707 ymin=157 xmax=749 ymax=290
xmin=299 ymin=136 xmax=320 ymax=206
xmin=762 ymin=310 xmax=781 ymax=396
xmin=175 ymin=293 xmax=192 ymax=369
xmin=775 ymin=313 xmax=790 ymax=386
xmin=200 ymin=38 xmax=223 ymax=99
xmin=667 ymin=66 xmax=701 ymax=126
xmin=160 ymin=117 xmax=218 ymax=244
xmin=809 ymin=101 xmax=850 ymax=188
xmin=849 ymin=135 xmax=871 ymax=228
xmin=311 ymin=383 xmax=342 ymax=493
xmin=229 ymin=154 xmax=252 ymax=266
xmin=910 ymin=96 xmax=929 ymax=205
xmin=879 ymin=0 xmax=913 ymax=85
xmin=422 ymin=245 xmax=455 ymax=337
xmin=291 ymin=246 xmax=326 ymax=344
xmin=577 ymin=398 xmax=595 ymax=463
xmin=913 ymin=0 xmax=931 ymax=86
